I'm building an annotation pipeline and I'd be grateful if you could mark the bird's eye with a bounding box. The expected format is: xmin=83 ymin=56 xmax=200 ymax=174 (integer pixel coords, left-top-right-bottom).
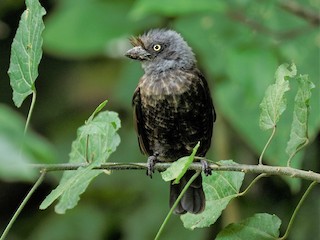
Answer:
xmin=153 ymin=44 xmax=161 ymax=51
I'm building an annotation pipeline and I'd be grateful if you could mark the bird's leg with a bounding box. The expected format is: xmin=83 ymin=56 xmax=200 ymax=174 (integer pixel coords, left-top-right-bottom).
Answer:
xmin=201 ymin=159 xmax=212 ymax=176
xmin=146 ymin=152 xmax=159 ymax=178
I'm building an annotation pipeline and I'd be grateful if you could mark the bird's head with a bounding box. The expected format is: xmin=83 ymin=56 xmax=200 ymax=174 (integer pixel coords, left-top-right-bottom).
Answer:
xmin=125 ymin=29 xmax=196 ymax=74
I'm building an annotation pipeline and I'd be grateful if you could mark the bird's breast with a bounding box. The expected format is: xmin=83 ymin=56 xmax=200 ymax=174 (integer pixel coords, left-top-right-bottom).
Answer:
xmin=138 ymin=70 xmax=193 ymax=98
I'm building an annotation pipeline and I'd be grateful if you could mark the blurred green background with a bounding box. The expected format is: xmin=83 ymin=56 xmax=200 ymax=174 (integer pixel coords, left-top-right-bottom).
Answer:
xmin=0 ymin=0 xmax=319 ymax=239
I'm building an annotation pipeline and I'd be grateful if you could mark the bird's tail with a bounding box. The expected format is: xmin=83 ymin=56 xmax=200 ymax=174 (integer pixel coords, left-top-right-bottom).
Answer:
xmin=169 ymin=170 xmax=205 ymax=214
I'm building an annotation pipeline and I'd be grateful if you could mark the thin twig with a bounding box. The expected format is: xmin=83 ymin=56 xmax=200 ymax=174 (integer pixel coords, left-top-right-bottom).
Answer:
xmin=28 ymin=162 xmax=320 ymax=183
xmin=228 ymin=10 xmax=314 ymax=40
xmin=287 ymin=139 xmax=309 ymax=167
xmin=0 ymin=170 xmax=46 ymax=240
xmin=238 ymin=173 xmax=268 ymax=197
xmin=280 ymin=0 xmax=320 ymax=26
xmin=279 ymin=181 xmax=318 ymax=239
xmin=154 ymin=171 xmax=201 ymax=240
xmin=259 ymin=126 xmax=276 ymax=165
xmin=24 ymin=90 xmax=36 ymax=134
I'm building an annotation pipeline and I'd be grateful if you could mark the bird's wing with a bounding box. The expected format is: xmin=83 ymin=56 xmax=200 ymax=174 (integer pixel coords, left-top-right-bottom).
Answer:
xmin=177 ymin=70 xmax=216 ymax=157
xmin=197 ymin=70 xmax=216 ymax=123
xmin=132 ymin=86 xmax=151 ymax=155
xmin=196 ymin=70 xmax=216 ymax=155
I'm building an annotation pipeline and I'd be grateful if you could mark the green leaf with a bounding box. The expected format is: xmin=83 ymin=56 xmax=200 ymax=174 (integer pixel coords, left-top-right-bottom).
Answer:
xmin=259 ymin=63 xmax=297 ymax=130
xmin=39 ymin=165 xmax=99 ymax=214
xmin=69 ymin=110 xmax=121 ymax=166
xmin=216 ymin=213 xmax=281 ymax=240
xmin=286 ymin=75 xmax=315 ymax=160
xmin=86 ymin=99 xmax=108 ymax=123
xmin=8 ymin=0 xmax=46 ymax=107
xmin=161 ymin=142 xmax=200 ymax=183
xmin=181 ymin=160 xmax=244 ymax=229
xmin=40 ymin=104 xmax=121 ymax=213
xmin=259 ymin=64 xmax=297 ymax=130
xmin=130 ymin=0 xmax=225 ymax=19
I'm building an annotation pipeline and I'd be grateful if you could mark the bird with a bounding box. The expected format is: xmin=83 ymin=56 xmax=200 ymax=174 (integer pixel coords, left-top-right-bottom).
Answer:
xmin=125 ymin=29 xmax=216 ymax=214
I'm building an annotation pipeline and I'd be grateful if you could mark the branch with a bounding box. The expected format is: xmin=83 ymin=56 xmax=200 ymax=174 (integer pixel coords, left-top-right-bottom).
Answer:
xmin=29 ymin=162 xmax=320 ymax=183
xmin=228 ymin=9 xmax=315 ymax=40
xmin=280 ymin=0 xmax=320 ymax=26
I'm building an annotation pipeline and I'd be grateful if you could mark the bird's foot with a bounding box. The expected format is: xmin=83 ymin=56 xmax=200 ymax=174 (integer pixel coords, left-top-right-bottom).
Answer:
xmin=146 ymin=152 xmax=159 ymax=178
xmin=201 ymin=159 xmax=212 ymax=176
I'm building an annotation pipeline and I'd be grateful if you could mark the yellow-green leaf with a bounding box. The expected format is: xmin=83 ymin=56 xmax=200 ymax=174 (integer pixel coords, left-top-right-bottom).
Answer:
xmin=259 ymin=63 xmax=297 ymax=130
xmin=161 ymin=142 xmax=200 ymax=183
xmin=8 ymin=0 xmax=46 ymax=107
xmin=181 ymin=160 xmax=244 ymax=229
xmin=216 ymin=213 xmax=281 ymax=240
xmin=40 ymin=103 xmax=121 ymax=213
xmin=286 ymin=75 xmax=315 ymax=161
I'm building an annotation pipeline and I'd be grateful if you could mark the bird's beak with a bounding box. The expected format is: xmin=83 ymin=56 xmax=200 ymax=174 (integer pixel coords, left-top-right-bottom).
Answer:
xmin=125 ymin=46 xmax=151 ymax=61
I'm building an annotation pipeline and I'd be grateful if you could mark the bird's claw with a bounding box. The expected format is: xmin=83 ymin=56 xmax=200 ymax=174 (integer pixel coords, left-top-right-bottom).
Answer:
xmin=201 ymin=159 xmax=212 ymax=176
xmin=147 ymin=152 xmax=159 ymax=178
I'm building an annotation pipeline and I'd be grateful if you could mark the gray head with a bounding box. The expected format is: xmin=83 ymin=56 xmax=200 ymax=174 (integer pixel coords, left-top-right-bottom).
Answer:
xmin=125 ymin=29 xmax=196 ymax=75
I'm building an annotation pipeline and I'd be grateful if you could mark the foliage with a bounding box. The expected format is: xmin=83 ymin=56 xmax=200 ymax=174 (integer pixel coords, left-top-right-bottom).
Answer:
xmin=1 ymin=0 xmax=319 ymax=240
xmin=216 ymin=213 xmax=281 ymax=240
xmin=286 ymin=75 xmax=315 ymax=165
xmin=180 ymin=160 xmax=245 ymax=230
xmin=40 ymin=100 xmax=121 ymax=214
xmin=161 ymin=142 xmax=200 ymax=183
xmin=7 ymin=0 xmax=45 ymax=107
xmin=259 ymin=64 xmax=296 ymax=131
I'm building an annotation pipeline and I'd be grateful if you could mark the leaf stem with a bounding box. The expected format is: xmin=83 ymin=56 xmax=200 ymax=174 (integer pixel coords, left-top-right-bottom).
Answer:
xmin=0 ymin=170 xmax=46 ymax=240
xmin=238 ymin=173 xmax=267 ymax=197
xmin=279 ymin=181 xmax=318 ymax=240
xmin=24 ymin=90 xmax=37 ymax=134
xmin=259 ymin=126 xmax=276 ymax=165
xmin=287 ymin=139 xmax=309 ymax=167
xmin=154 ymin=171 xmax=201 ymax=240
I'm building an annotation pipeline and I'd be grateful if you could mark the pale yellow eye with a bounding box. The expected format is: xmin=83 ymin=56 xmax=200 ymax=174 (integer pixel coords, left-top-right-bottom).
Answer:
xmin=153 ymin=44 xmax=161 ymax=51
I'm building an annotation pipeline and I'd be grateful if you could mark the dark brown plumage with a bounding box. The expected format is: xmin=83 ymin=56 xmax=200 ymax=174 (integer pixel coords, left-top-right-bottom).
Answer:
xmin=126 ymin=29 xmax=216 ymax=214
